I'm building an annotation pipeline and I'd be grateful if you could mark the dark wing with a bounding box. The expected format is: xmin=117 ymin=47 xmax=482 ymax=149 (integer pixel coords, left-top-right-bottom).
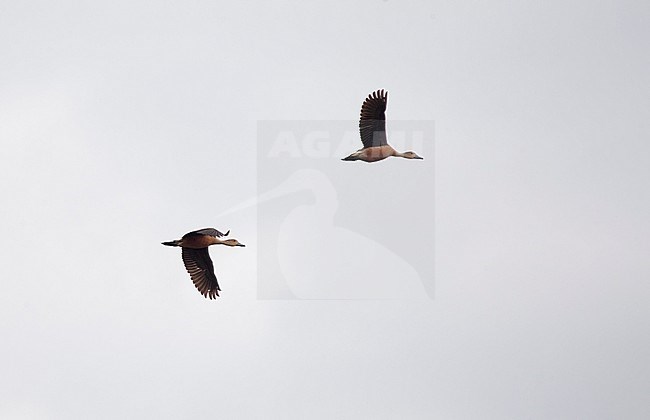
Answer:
xmin=181 ymin=248 xmax=221 ymax=299
xmin=359 ymin=89 xmax=388 ymax=148
xmin=183 ymin=228 xmax=229 ymax=239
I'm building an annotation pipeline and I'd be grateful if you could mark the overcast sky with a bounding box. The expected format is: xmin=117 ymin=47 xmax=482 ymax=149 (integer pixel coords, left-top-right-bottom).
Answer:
xmin=1 ymin=1 xmax=649 ymax=419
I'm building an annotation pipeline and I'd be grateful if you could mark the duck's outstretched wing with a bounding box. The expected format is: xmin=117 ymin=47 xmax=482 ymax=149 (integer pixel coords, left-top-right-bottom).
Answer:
xmin=183 ymin=228 xmax=229 ymax=238
xmin=181 ymin=247 xmax=221 ymax=299
xmin=359 ymin=89 xmax=388 ymax=148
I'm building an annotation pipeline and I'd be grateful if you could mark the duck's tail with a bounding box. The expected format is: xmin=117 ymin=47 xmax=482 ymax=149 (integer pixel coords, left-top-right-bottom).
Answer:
xmin=161 ymin=240 xmax=181 ymax=247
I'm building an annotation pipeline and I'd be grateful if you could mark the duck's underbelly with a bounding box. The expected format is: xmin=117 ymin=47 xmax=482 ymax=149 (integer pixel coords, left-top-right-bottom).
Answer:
xmin=181 ymin=235 xmax=214 ymax=249
xmin=360 ymin=145 xmax=395 ymax=162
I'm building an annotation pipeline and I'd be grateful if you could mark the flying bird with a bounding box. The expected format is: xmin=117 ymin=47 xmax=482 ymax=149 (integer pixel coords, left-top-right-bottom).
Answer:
xmin=342 ymin=89 xmax=424 ymax=162
xmin=162 ymin=228 xmax=245 ymax=299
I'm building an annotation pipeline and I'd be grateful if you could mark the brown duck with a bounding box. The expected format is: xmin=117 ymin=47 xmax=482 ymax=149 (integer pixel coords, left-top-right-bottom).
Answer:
xmin=342 ymin=89 xmax=424 ymax=162
xmin=162 ymin=228 xmax=245 ymax=299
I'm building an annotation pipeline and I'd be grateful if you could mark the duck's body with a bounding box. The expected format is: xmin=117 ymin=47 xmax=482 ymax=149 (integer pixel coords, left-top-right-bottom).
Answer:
xmin=163 ymin=229 xmax=232 ymax=249
xmin=342 ymin=89 xmax=423 ymax=163
xmin=162 ymin=228 xmax=245 ymax=299
xmin=343 ymin=144 xmax=410 ymax=162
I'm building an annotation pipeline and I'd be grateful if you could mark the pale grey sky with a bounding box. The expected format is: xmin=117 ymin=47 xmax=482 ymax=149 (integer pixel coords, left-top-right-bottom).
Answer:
xmin=1 ymin=1 xmax=649 ymax=419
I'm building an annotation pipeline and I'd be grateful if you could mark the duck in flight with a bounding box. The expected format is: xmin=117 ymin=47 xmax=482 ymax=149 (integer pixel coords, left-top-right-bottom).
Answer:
xmin=162 ymin=228 xmax=245 ymax=299
xmin=342 ymin=89 xmax=423 ymax=162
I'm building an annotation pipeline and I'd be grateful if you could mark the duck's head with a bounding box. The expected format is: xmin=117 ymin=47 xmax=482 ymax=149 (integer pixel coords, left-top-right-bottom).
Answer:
xmin=401 ymin=151 xmax=423 ymax=160
xmin=222 ymin=238 xmax=246 ymax=247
